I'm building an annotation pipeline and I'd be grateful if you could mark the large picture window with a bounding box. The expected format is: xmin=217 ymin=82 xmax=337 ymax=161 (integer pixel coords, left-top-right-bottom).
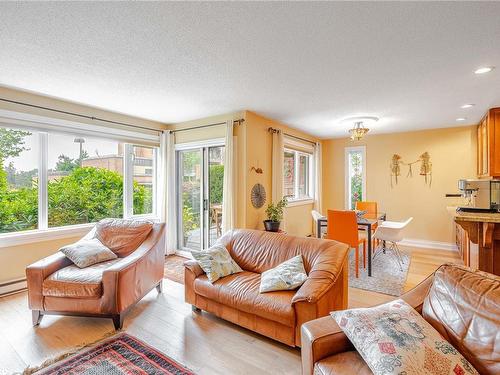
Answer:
xmin=284 ymin=148 xmax=313 ymax=201
xmin=345 ymin=146 xmax=366 ymax=210
xmin=0 ymin=125 xmax=158 ymax=235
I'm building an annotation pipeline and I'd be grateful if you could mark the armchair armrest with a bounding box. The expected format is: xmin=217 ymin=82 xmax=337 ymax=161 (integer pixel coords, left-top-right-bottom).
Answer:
xmin=101 ymin=223 xmax=165 ymax=313
xmin=26 ymin=252 xmax=72 ymax=310
xmin=301 ymin=316 xmax=354 ymax=375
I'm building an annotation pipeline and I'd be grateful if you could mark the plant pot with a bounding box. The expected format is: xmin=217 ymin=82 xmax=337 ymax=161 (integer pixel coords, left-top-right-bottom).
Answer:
xmin=263 ymin=220 xmax=281 ymax=232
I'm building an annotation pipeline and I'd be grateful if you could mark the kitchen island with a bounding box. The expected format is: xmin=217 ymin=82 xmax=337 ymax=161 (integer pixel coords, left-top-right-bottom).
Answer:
xmin=449 ymin=207 xmax=500 ymax=276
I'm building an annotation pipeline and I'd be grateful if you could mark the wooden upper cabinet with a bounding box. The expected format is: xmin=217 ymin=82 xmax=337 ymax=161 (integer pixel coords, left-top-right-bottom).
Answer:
xmin=477 ymin=108 xmax=500 ymax=178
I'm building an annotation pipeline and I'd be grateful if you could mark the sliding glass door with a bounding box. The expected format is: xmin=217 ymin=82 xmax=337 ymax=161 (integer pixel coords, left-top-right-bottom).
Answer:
xmin=177 ymin=143 xmax=224 ymax=252
xmin=178 ymin=149 xmax=202 ymax=251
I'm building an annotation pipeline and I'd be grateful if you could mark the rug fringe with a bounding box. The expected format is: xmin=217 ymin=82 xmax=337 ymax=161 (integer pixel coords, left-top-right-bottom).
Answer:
xmin=21 ymin=330 xmax=120 ymax=375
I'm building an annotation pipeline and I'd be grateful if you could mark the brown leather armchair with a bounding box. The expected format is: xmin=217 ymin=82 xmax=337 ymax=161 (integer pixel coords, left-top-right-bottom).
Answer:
xmin=301 ymin=264 xmax=500 ymax=375
xmin=185 ymin=229 xmax=350 ymax=347
xmin=26 ymin=219 xmax=166 ymax=330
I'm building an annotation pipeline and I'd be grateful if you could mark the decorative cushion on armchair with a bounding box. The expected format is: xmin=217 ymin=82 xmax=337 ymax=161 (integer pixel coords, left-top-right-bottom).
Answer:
xmin=59 ymin=238 xmax=117 ymax=268
xmin=332 ymin=299 xmax=478 ymax=375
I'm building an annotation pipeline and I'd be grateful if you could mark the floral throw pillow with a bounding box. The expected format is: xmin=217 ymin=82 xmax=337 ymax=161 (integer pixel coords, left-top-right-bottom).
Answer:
xmin=332 ymin=299 xmax=478 ymax=375
xmin=192 ymin=244 xmax=243 ymax=283
xmin=260 ymin=255 xmax=308 ymax=293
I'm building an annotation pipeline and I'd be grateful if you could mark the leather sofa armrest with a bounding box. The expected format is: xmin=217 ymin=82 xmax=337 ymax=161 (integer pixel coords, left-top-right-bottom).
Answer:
xmin=292 ymin=276 xmax=335 ymax=304
xmin=26 ymin=252 xmax=73 ymax=310
xmin=184 ymin=260 xmax=203 ymax=306
xmin=184 ymin=260 xmax=204 ymax=277
xmin=301 ymin=316 xmax=354 ymax=375
xmin=292 ymin=243 xmax=349 ymax=304
xmin=400 ymin=272 xmax=434 ymax=314
xmin=101 ymin=223 xmax=165 ymax=313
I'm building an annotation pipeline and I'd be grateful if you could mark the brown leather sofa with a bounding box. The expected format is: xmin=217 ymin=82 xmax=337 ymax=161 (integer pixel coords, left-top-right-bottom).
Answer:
xmin=184 ymin=229 xmax=350 ymax=347
xmin=26 ymin=219 xmax=166 ymax=330
xmin=302 ymin=264 xmax=500 ymax=375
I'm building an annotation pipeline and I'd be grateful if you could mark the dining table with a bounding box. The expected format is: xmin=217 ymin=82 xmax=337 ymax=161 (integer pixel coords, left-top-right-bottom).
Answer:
xmin=316 ymin=212 xmax=387 ymax=277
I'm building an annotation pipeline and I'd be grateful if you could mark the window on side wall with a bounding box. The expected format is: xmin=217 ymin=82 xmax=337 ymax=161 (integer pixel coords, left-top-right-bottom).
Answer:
xmin=0 ymin=125 xmax=159 ymax=235
xmin=284 ymin=148 xmax=313 ymax=201
xmin=345 ymin=146 xmax=366 ymax=210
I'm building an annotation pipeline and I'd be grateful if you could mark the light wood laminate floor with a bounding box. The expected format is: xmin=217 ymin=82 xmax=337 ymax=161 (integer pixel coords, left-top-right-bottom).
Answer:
xmin=0 ymin=246 xmax=461 ymax=374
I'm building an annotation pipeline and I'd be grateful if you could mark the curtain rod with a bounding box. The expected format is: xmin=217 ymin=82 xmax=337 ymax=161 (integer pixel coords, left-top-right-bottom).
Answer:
xmin=268 ymin=127 xmax=317 ymax=146
xmin=0 ymin=97 xmax=163 ymax=134
xmin=170 ymin=119 xmax=245 ymax=134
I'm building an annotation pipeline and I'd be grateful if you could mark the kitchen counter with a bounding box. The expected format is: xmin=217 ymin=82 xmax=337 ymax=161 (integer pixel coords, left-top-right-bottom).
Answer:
xmin=448 ymin=207 xmax=500 ymax=275
xmin=447 ymin=206 xmax=500 ymax=223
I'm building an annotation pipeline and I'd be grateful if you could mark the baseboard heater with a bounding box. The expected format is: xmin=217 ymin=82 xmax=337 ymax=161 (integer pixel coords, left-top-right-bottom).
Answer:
xmin=0 ymin=278 xmax=27 ymax=297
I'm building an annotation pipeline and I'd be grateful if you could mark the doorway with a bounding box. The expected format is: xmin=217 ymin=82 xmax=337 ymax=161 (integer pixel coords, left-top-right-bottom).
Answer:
xmin=176 ymin=141 xmax=225 ymax=252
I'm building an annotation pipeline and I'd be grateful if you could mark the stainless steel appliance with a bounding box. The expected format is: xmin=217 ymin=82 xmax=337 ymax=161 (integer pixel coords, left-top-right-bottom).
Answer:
xmin=457 ymin=179 xmax=500 ymax=212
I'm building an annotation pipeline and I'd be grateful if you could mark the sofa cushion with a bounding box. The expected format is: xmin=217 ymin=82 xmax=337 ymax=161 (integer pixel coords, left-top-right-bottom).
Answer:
xmin=59 ymin=238 xmax=117 ymax=268
xmin=423 ymin=264 xmax=500 ymax=375
xmin=95 ymin=218 xmax=153 ymax=257
xmin=192 ymin=244 xmax=243 ymax=283
xmin=260 ymin=254 xmax=307 ymax=293
xmin=43 ymin=259 xmax=120 ymax=299
xmin=194 ymin=271 xmax=295 ymax=326
xmin=333 ymin=299 xmax=479 ymax=375
xmin=314 ymin=352 xmax=372 ymax=375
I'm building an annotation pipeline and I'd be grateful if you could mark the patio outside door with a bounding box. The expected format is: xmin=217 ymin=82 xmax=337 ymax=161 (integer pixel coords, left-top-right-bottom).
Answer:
xmin=177 ymin=143 xmax=225 ymax=252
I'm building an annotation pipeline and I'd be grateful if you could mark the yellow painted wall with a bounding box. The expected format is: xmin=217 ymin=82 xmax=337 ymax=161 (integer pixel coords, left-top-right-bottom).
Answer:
xmin=0 ymin=86 xmax=169 ymax=284
xmin=169 ymin=110 xmax=319 ymax=237
xmin=242 ymin=111 xmax=318 ymax=236
xmin=0 ymin=236 xmax=82 ymax=284
xmin=322 ymin=126 xmax=477 ymax=244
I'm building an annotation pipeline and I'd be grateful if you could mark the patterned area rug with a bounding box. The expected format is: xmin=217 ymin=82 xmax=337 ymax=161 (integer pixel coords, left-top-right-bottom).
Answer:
xmin=33 ymin=333 xmax=194 ymax=375
xmin=348 ymin=247 xmax=411 ymax=296
xmin=164 ymin=255 xmax=186 ymax=285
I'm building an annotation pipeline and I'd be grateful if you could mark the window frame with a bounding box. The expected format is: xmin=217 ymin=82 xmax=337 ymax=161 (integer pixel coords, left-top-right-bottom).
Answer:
xmin=344 ymin=145 xmax=366 ymax=210
xmin=0 ymin=125 xmax=159 ymax=244
xmin=283 ymin=147 xmax=314 ymax=203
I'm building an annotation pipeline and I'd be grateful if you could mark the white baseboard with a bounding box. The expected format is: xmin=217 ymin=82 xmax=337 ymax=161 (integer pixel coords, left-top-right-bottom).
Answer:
xmin=0 ymin=278 xmax=27 ymax=296
xmin=399 ymin=238 xmax=458 ymax=252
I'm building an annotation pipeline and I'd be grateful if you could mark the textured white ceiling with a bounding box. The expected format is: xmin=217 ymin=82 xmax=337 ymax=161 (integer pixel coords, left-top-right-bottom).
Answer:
xmin=0 ymin=2 xmax=499 ymax=138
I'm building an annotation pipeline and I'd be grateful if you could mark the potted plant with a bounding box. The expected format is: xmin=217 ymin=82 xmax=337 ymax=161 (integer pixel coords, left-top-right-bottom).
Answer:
xmin=264 ymin=197 xmax=288 ymax=232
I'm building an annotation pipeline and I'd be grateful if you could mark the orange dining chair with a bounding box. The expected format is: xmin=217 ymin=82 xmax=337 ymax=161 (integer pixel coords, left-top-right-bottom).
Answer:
xmin=326 ymin=210 xmax=366 ymax=278
xmin=355 ymin=201 xmax=379 ymax=247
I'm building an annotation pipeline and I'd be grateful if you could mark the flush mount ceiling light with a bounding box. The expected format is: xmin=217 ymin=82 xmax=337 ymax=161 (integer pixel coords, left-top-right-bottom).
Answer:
xmin=456 ymin=117 xmax=467 ymax=122
xmin=474 ymin=66 xmax=494 ymax=74
xmin=460 ymin=104 xmax=475 ymax=109
xmin=344 ymin=116 xmax=379 ymax=141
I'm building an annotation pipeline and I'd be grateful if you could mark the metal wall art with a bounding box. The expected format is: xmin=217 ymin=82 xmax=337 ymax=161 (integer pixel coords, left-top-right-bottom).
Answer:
xmin=390 ymin=152 xmax=432 ymax=187
xmin=251 ymin=183 xmax=267 ymax=208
